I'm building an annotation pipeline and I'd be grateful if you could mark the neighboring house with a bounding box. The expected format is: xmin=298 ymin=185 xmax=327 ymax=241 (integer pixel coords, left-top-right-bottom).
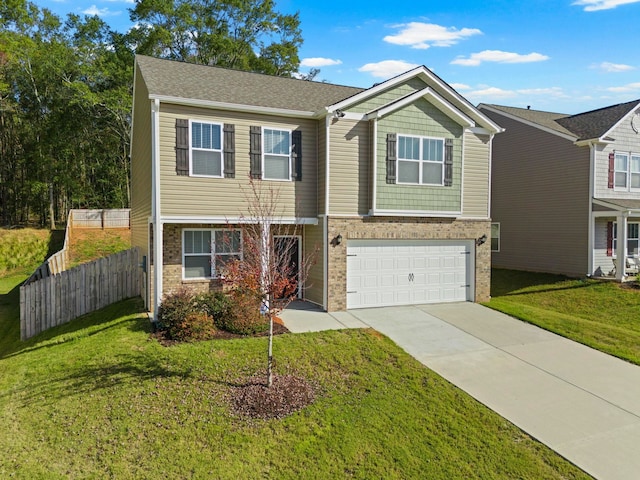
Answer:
xmin=479 ymin=101 xmax=640 ymax=280
xmin=130 ymin=55 xmax=503 ymax=316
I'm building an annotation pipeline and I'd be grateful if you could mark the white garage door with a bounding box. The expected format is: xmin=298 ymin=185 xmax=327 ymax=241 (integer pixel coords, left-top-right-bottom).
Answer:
xmin=346 ymin=239 xmax=473 ymax=309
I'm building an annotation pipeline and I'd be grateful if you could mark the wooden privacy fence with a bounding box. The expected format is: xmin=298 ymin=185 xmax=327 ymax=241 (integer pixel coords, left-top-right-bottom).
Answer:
xmin=20 ymin=248 xmax=141 ymax=340
xmin=70 ymin=209 xmax=130 ymax=229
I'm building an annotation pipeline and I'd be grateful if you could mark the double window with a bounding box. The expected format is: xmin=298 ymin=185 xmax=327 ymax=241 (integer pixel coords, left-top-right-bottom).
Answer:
xmin=190 ymin=121 xmax=223 ymax=177
xmin=263 ymin=128 xmax=291 ymax=180
xmin=613 ymin=152 xmax=640 ymax=190
xmin=397 ymin=135 xmax=445 ymax=185
xmin=183 ymin=229 xmax=242 ymax=279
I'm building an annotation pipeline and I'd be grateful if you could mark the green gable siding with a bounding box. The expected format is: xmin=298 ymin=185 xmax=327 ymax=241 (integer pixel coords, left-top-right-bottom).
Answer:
xmin=348 ymin=78 xmax=428 ymax=114
xmin=376 ymin=98 xmax=462 ymax=212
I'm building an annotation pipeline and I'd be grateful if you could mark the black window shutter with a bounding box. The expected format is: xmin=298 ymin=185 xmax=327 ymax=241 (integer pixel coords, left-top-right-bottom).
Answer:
xmin=175 ymin=118 xmax=189 ymax=176
xmin=292 ymin=130 xmax=302 ymax=181
xmin=608 ymin=152 xmax=615 ymax=189
xmin=386 ymin=133 xmax=397 ymax=184
xmin=444 ymin=138 xmax=454 ymax=186
xmin=223 ymin=123 xmax=235 ymax=178
xmin=607 ymin=221 xmax=613 ymax=256
xmin=249 ymin=126 xmax=262 ymax=179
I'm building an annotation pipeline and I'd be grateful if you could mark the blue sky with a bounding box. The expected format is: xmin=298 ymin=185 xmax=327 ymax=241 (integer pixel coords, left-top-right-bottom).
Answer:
xmin=36 ymin=0 xmax=640 ymax=114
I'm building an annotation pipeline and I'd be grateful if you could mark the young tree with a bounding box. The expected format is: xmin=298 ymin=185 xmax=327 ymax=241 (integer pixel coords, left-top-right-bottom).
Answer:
xmin=222 ymin=179 xmax=315 ymax=387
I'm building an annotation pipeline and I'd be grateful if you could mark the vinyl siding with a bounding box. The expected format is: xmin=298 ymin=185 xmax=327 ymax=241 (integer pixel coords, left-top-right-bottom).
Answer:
xmin=303 ymin=221 xmax=324 ymax=306
xmin=594 ymin=111 xmax=640 ymax=200
xmin=462 ymin=130 xmax=491 ymax=218
xmin=158 ymin=104 xmax=318 ymax=219
xmin=348 ymin=78 xmax=428 ymax=114
xmin=318 ymin=120 xmax=327 ymax=214
xmin=376 ymin=98 xmax=463 ymax=212
xmin=328 ymin=118 xmax=370 ymax=215
xmin=130 ymin=65 xmax=152 ymax=257
xmin=483 ymin=109 xmax=591 ymax=277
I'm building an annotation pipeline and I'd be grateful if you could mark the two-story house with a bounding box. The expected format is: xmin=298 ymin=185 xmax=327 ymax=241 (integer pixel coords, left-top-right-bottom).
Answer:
xmin=130 ymin=55 xmax=503 ymax=316
xmin=479 ymin=101 xmax=640 ymax=280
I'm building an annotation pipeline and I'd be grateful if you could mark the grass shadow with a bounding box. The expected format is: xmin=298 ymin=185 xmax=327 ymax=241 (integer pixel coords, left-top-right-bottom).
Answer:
xmin=46 ymin=229 xmax=66 ymax=258
xmin=491 ymin=268 xmax=584 ymax=296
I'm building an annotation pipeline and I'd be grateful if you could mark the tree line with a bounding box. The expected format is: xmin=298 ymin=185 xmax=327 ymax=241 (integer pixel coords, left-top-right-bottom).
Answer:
xmin=0 ymin=0 xmax=304 ymax=227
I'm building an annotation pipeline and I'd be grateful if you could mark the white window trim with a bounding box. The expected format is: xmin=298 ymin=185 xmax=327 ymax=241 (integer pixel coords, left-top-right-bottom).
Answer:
xmin=396 ymin=134 xmax=445 ymax=186
xmin=491 ymin=222 xmax=500 ymax=252
xmin=612 ymin=221 xmax=640 ymax=257
xmin=262 ymin=127 xmax=292 ymax=181
xmin=182 ymin=228 xmax=242 ymax=280
xmin=189 ymin=120 xmax=224 ymax=178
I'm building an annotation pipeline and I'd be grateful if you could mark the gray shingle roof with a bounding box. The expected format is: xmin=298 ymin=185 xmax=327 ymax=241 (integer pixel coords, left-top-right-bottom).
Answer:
xmin=136 ymin=55 xmax=365 ymax=113
xmin=484 ymin=100 xmax=640 ymax=141
xmin=556 ymin=100 xmax=640 ymax=141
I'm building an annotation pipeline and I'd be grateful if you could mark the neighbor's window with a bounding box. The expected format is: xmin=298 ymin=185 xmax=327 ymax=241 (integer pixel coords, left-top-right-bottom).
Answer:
xmin=631 ymin=154 xmax=640 ymax=189
xmin=491 ymin=223 xmax=500 ymax=252
xmin=183 ymin=229 xmax=241 ymax=279
xmin=191 ymin=121 xmax=223 ymax=177
xmin=263 ymin=128 xmax=291 ymax=180
xmin=397 ymin=135 xmax=444 ymax=185
xmin=614 ymin=152 xmax=628 ymax=188
xmin=612 ymin=222 xmax=640 ymax=257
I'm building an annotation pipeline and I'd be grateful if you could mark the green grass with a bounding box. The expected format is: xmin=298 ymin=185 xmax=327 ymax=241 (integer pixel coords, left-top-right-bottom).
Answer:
xmin=487 ymin=269 xmax=640 ymax=365
xmin=68 ymin=229 xmax=131 ymax=266
xmin=0 ymin=275 xmax=590 ymax=479
xmin=0 ymin=228 xmax=52 ymax=276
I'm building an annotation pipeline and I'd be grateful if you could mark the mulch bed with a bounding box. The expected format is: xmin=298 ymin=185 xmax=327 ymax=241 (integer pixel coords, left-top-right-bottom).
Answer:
xmin=230 ymin=373 xmax=317 ymax=419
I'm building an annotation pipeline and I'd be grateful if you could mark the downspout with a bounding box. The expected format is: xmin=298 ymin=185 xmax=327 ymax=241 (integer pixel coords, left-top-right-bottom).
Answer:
xmin=323 ymin=115 xmax=331 ymax=310
xmin=487 ymin=134 xmax=495 ymax=219
xmin=151 ymin=98 xmax=163 ymax=321
xmin=371 ymin=118 xmax=378 ymax=214
xmin=587 ymin=143 xmax=596 ymax=276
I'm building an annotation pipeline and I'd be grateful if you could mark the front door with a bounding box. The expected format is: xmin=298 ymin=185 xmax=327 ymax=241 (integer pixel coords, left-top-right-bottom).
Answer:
xmin=274 ymin=236 xmax=301 ymax=298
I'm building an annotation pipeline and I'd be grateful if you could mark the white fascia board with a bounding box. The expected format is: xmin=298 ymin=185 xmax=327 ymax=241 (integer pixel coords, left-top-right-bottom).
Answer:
xmin=368 ymin=87 xmax=475 ymax=128
xmin=370 ymin=209 xmax=461 ymax=218
xmin=160 ymin=215 xmax=318 ymax=225
xmin=149 ymin=94 xmax=317 ymax=119
xmin=592 ymin=199 xmax=640 ymax=214
xmin=467 ymin=126 xmax=493 ymax=135
xmin=479 ymin=104 xmax=576 ymax=142
xmin=575 ymin=137 xmax=615 ymax=147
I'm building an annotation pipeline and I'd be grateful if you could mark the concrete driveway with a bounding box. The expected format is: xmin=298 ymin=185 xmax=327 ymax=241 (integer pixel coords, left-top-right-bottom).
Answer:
xmin=280 ymin=302 xmax=640 ymax=480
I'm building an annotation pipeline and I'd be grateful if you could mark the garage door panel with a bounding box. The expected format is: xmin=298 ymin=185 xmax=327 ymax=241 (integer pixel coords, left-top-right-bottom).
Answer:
xmin=347 ymin=239 xmax=472 ymax=309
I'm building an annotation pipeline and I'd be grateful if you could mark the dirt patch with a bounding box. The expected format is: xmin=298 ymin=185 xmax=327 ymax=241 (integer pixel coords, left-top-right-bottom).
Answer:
xmin=68 ymin=228 xmax=131 ymax=265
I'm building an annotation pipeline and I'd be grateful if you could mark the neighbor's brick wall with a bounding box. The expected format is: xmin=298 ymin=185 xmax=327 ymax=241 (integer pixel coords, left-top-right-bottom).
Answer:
xmin=326 ymin=216 xmax=491 ymax=311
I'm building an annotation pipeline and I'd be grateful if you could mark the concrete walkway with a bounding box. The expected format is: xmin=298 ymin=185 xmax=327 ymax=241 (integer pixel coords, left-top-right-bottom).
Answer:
xmin=280 ymin=301 xmax=640 ymax=480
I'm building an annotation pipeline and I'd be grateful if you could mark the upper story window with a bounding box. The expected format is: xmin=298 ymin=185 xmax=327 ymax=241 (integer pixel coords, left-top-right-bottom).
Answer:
xmin=183 ymin=229 xmax=242 ymax=279
xmin=611 ymin=151 xmax=640 ymax=191
xmin=397 ymin=135 xmax=445 ymax=185
xmin=190 ymin=121 xmax=223 ymax=177
xmin=263 ymin=128 xmax=291 ymax=181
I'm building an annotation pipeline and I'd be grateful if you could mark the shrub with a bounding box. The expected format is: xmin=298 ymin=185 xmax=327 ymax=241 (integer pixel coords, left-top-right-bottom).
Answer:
xmin=194 ymin=291 xmax=233 ymax=327
xmin=218 ymin=289 xmax=269 ymax=335
xmin=174 ymin=312 xmax=216 ymax=342
xmin=157 ymin=289 xmax=198 ymax=340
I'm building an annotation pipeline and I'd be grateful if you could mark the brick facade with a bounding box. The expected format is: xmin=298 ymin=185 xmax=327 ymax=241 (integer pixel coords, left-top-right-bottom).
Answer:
xmin=155 ymin=219 xmax=491 ymax=312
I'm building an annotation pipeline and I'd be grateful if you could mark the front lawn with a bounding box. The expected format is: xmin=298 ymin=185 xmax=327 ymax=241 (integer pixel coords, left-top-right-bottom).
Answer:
xmin=487 ymin=269 xmax=640 ymax=365
xmin=0 ymin=274 xmax=589 ymax=479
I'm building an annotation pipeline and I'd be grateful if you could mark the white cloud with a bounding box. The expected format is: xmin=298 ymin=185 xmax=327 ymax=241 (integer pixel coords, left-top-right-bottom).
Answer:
xmin=606 ymin=82 xmax=640 ymax=92
xmin=450 ymin=83 xmax=471 ymax=91
xmin=358 ymin=60 xmax=420 ymax=78
xmin=592 ymin=61 xmax=635 ymax=72
xmin=383 ymin=22 xmax=482 ymax=50
xmin=82 ymin=5 xmax=120 ymax=16
xmin=572 ymin=0 xmax=640 ymax=11
xmin=451 ymin=50 xmax=549 ymax=66
xmin=300 ymin=58 xmax=342 ymax=68
xmin=517 ymin=87 xmax=567 ymax=97
xmin=464 ymin=87 xmax=518 ymax=100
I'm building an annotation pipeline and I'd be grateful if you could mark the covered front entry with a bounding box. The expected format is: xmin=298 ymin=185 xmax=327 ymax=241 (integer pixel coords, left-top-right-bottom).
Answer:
xmin=346 ymin=239 xmax=473 ymax=309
